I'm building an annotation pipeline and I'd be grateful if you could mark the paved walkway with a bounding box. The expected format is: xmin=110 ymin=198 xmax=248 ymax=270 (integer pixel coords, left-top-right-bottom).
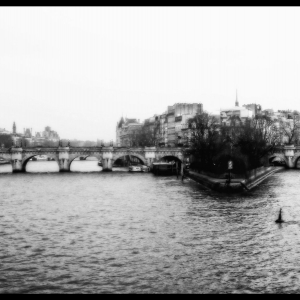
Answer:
xmin=188 ymin=170 xmax=244 ymax=184
xmin=187 ymin=167 xmax=283 ymax=191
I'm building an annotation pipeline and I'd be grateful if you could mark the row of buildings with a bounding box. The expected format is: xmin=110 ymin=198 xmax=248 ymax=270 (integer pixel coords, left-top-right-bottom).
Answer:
xmin=0 ymin=123 xmax=60 ymax=147
xmin=220 ymin=97 xmax=300 ymax=144
xmin=0 ymin=123 xmax=109 ymax=148
xmin=116 ymin=95 xmax=300 ymax=147
xmin=116 ymin=103 xmax=204 ymax=148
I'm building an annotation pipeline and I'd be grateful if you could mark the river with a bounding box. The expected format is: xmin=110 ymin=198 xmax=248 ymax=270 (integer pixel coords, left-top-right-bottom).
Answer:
xmin=1 ymin=162 xmax=300 ymax=293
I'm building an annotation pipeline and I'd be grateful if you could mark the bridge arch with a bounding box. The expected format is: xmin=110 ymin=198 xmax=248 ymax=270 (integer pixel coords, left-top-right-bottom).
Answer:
xmin=112 ymin=153 xmax=147 ymax=166
xmin=22 ymin=153 xmax=59 ymax=172
xmin=68 ymin=153 xmax=103 ymax=170
xmin=268 ymin=154 xmax=287 ymax=167
xmin=156 ymin=152 xmax=183 ymax=162
xmin=158 ymin=155 xmax=182 ymax=164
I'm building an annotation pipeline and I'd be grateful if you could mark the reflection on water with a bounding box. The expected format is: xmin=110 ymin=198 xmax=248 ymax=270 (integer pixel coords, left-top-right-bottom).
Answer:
xmin=0 ymin=161 xmax=108 ymax=173
xmin=2 ymin=168 xmax=300 ymax=293
xmin=26 ymin=161 xmax=60 ymax=173
xmin=0 ymin=164 xmax=12 ymax=173
xmin=70 ymin=161 xmax=102 ymax=172
xmin=0 ymin=161 xmax=130 ymax=173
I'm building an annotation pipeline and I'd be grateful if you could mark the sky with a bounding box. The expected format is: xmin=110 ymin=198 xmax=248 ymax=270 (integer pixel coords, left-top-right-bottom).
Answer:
xmin=1 ymin=7 xmax=300 ymax=141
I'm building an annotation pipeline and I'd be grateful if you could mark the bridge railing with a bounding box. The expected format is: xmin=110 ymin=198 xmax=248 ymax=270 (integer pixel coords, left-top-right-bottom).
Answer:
xmin=0 ymin=145 xmax=186 ymax=152
xmin=0 ymin=146 xmax=104 ymax=151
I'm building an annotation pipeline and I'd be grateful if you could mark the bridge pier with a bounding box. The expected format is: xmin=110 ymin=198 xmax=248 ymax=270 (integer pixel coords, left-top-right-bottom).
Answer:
xmin=102 ymin=158 xmax=113 ymax=172
xmin=284 ymin=145 xmax=295 ymax=169
xmin=59 ymin=159 xmax=70 ymax=172
xmin=12 ymin=160 xmax=24 ymax=173
xmin=11 ymin=148 xmax=24 ymax=173
xmin=58 ymin=147 xmax=70 ymax=172
xmin=145 ymin=147 xmax=156 ymax=169
xmin=102 ymin=148 xmax=113 ymax=172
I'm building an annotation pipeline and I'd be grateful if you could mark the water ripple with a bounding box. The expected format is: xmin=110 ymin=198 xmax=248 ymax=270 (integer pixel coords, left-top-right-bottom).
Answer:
xmin=1 ymin=169 xmax=300 ymax=293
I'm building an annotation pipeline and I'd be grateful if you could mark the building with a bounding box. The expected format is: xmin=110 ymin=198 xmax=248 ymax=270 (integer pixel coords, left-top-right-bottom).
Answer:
xmin=41 ymin=126 xmax=60 ymax=141
xmin=220 ymin=107 xmax=253 ymax=126
xmin=0 ymin=123 xmax=61 ymax=148
xmin=166 ymin=103 xmax=203 ymax=147
xmin=220 ymin=95 xmax=254 ymax=126
xmin=0 ymin=128 xmax=11 ymax=135
xmin=24 ymin=128 xmax=33 ymax=138
xmin=0 ymin=123 xmax=19 ymax=147
xmin=242 ymin=104 xmax=262 ymax=117
xmin=33 ymin=126 xmax=60 ymax=145
xmin=116 ymin=118 xmax=143 ymax=147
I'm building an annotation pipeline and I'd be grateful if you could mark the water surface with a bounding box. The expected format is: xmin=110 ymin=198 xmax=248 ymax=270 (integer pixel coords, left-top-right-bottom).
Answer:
xmin=1 ymin=167 xmax=300 ymax=293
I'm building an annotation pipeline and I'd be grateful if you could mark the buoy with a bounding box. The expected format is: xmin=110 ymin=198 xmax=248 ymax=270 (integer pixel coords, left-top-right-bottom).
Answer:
xmin=275 ymin=208 xmax=284 ymax=223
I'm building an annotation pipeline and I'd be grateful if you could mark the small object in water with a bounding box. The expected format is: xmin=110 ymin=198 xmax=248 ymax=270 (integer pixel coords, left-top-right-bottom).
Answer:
xmin=275 ymin=208 xmax=284 ymax=223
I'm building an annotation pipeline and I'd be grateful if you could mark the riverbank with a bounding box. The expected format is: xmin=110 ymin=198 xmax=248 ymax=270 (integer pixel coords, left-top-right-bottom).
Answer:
xmin=186 ymin=166 xmax=284 ymax=193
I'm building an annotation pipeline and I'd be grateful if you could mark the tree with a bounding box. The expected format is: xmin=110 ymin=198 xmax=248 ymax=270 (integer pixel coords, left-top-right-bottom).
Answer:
xmin=188 ymin=112 xmax=221 ymax=172
xmin=129 ymin=121 xmax=160 ymax=147
xmin=279 ymin=112 xmax=300 ymax=145
xmin=188 ymin=113 xmax=281 ymax=174
xmin=236 ymin=115 xmax=281 ymax=169
xmin=0 ymin=134 xmax=13 ymax=148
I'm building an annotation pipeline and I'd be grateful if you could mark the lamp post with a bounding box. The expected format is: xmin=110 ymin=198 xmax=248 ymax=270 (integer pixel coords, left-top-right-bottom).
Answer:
xmin=225 ymin=133 xmax=234 ymax=186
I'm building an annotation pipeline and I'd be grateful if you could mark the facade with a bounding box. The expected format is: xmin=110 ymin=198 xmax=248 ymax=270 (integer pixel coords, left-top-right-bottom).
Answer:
xmin=36 ymin=126 xmax=60 ymax=142
xmin=24 ymin=128 xmax=33 ymax=138
xmin=242 ymin=104 xmax=262 ymax=117
xmin=34 ymin=126 xmax=60 ymax=145
xmin=220 ymin=96 xmax=254 ymax=126
xmin=166 ymin=103 xmax=203 ymax=147
xmin=116 ymin=118 xmax=143 ymax=147
xmin=0 ymin=123 xmax=20 ymax=147
xmin=220 ymin=106 xmax=253 ymax=126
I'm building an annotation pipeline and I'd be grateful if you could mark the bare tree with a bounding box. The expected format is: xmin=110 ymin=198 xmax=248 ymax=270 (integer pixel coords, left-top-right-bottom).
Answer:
xmin=128 ymin=121 xmax=160 ymax=147
xmin=279 ymin=113 xmax=300 ymax=145
xmin=237 ymin=115 xmax=281 ymax=169
xmin=188 ymin=112 xmax=221 ymax=171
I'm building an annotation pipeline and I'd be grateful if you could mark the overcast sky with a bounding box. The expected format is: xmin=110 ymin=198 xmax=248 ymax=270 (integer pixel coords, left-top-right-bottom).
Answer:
xmin=1 ymin=7 xmax=300 ymax=141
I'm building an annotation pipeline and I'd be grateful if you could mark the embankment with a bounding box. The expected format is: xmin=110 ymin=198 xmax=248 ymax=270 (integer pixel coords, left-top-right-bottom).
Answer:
xmin=186 ymin=166 xmax=284 ymax=193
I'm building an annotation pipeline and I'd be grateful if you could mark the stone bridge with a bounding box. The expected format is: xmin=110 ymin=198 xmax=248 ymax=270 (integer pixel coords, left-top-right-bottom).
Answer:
xmin=269 ymin=145 xmax=300 ymax=168
xmin=0 ymin=146 xmax=185 ymax=173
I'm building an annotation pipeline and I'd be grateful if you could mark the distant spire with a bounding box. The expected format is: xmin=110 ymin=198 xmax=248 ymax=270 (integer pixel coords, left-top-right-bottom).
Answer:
xmin=13 ymin=122 xmax=16 ymax=134
xmin=235 ymin=90 xmax=239 ymax=107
